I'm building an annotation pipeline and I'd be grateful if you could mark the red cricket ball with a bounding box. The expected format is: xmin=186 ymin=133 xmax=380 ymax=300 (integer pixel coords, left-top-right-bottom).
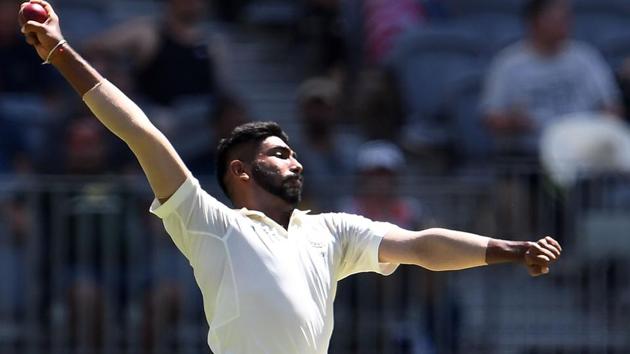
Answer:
xmin=19 ymin=3 xmax=49 ymax=25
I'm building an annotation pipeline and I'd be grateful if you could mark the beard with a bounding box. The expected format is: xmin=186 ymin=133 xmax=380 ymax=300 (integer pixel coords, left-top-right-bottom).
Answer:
xmin=251 ymin=161 xmax=303 ymax=206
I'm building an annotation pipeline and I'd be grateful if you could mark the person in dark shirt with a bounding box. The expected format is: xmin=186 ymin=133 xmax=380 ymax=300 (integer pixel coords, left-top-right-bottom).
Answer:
xmin=134 ymin=27 xmax=217 ymax=106
xmin=85 ymin=0 xmax=227 ymax=106
xmin=0 ymin=0 xmax=56 ymax=94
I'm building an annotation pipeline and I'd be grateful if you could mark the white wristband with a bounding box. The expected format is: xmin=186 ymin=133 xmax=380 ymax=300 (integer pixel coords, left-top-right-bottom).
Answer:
xmin=42 ymin=39 xmax=67 ymax=65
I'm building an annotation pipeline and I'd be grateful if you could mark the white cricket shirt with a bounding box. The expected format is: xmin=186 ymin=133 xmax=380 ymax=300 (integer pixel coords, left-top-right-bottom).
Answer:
xmin=150 ymin=177 xmax=398 ymax=354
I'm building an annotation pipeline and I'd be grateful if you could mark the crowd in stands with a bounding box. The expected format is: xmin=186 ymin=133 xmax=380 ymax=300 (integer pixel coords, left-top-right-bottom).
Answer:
xmin=2 ymin=0 xmax=630 ymax=352
xmin=5 ymin=0 xmax=629 ymax=185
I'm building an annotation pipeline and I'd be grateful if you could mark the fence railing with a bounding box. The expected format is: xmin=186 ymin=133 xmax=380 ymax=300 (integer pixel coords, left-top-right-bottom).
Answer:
xmin=0 ymin=171 xmax=628 ymax=354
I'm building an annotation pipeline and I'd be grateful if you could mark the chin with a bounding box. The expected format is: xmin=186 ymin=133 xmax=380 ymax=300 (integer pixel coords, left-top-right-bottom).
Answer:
xmin=287 ymin=196 xmax=302 ymax=206
xmin=284 ymin=193 xmax=302 ymax=206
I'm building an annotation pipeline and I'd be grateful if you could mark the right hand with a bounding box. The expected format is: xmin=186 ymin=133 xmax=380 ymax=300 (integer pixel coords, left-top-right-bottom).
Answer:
xmin=20 ymin=0 xmax=65 ymax=61
xmin=523 ymin=236 xmax=562 ymax=277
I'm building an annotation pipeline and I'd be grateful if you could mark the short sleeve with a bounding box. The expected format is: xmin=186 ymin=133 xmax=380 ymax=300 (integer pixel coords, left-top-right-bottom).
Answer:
xmin=579 ymin=44 xmax=621 ymax=108
xmin=150 ymin=176 xmax=236 ymax=263
xmin=328 ymin=213 xmax=399 ymax=280
xmin=480 ymin=43 xmax=526 ymax=115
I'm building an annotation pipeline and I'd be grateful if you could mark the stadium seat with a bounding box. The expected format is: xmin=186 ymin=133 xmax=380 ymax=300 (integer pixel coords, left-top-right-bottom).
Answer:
xmin=579 ymin=211 xmax=630 ymax=259
xmin=442 ymin=0 xmax=525 ymax=16
xmin=105 ymin=0 xmax=163 ymax=23
xmin=340 ymin=0 xmax=365 ymax=78
xmin=572 ymin=3 xmax=630 ymax=49
xmin=450 ymin=12 xmax=524 ymax=55
xmin=242 ymin=0 xmax=301 ymax=26
xmin=160 ymin=96 xmax=214 ymax=162
xmin=48 ymin=0 xmax=113 ymax=45
xmin=440 ymin=70 xmax=494 ymax=161
xmin=598 ymin=32 xmax=630 ymax=72
xmin=385 ymin=26 xmax=486 ymax=147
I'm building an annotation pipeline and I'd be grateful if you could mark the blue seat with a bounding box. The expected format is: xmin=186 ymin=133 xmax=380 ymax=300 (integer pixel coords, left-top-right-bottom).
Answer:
xmin=598 ymin=32 xmax=630 ymax=72
xmin=385 ymin=26 xmax=486 ymax=147
xmin=442 ymin=0 xmax=525 ymax=16
xmin=450 ymin=12 xmax=524 ymax=55
xmin=242 ymin=0 xmax=301 ymax=26
xmin=56 ymin=6 xmax=110 ymax=44
xmin=442 ymin=70 xmax=494 ymax=160
xmin=572 ymin=3 xmax=630 ymax=49
xmin=340 ymin=0 xmax=365 ymax=78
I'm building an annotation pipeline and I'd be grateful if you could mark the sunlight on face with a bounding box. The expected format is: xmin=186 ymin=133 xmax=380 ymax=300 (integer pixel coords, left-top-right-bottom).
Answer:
xmin=251 ymin=136 xmax=303 ymax=205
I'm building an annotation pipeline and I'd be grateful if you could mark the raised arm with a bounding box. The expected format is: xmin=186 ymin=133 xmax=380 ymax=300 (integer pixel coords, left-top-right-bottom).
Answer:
xmin=379 ymin=227 xmax=562 ymax=276
xmin=20 ymin=0 xmax=189 ymax=202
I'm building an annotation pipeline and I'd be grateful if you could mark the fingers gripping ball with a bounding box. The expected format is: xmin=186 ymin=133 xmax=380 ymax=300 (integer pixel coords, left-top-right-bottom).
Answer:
xmin=19 ymin=2 xmax=49 ymax=25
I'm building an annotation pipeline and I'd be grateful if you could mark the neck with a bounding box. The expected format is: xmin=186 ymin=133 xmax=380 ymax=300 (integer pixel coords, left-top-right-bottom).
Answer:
xmin=262 ymin=207 xmax=294 ymax=229
xmin=529 ymin=36 xmax=564 ymax=57
xmin=235 ymin=196 xmax=295 ymax=229
xmin=165 ymin=14 xmax=201 ymax=42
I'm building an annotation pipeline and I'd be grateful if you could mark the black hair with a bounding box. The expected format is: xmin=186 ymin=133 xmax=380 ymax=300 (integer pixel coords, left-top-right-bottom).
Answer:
xmin=216 ymin=121 xmax=289 ymax=199
xmin=522 ymin=0 xmax=562 ymax=22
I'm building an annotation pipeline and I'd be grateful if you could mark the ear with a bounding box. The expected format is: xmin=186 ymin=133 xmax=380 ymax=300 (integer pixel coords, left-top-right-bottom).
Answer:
xmin=228 ymin=160 xmax=250 ymax=182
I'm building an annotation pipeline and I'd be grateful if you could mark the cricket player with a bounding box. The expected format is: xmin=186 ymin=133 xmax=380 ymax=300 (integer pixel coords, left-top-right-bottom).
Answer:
xmin=20 ymin=1 xmax=562 ymax=353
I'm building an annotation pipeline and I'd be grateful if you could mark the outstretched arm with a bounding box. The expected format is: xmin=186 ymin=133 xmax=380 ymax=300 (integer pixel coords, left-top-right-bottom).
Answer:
xmin=20 ymin=0 xmax=189 ymax=202
xmin=379 ymin=227 xmax=562 ymax=276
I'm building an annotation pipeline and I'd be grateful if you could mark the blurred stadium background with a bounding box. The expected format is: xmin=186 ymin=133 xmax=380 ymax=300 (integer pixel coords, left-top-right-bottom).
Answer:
xmin=1 ymin=0 xmax=630 ymax=353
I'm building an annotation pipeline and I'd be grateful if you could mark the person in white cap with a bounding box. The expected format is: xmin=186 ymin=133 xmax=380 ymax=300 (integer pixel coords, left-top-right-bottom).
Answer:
xmin=340 ymin=140 xmax=426 ymax=229
xmin=21 ymin=2 xmax=562 ymax=353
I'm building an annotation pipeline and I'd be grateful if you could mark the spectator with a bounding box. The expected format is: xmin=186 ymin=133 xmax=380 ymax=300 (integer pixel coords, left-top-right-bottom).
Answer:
xmin=292 ymin=77 xmax=360 ymax=210
xmin=85 ymin=0 xmax=228 ymax=107
xmin=339 ymin=140 xmax=428 ymax=229
xmin=363 ymin=0 xmax=427 ymax=64
xmin=0 ymin=0 xmax=57 ymax=94
xmin=35 ymin=108 xmax=122 ymax=176
xmin=187 ymin=94 xmax=250 ymax=176
xmin=0 ymin=196 xmax=30 ymax=326
xmin=481 ymin=0 xmax=622 ymax=157
xmin=141 ymin=216 xmax=203 ymax=354
xmin=352 ymin=68 xmax=404 ymax=140
xmin=337 ymin=140 xmax=439 ymax=354
xmin=0 ymin=0 xmax=64 ymax=173
xmin=298 ymin=0 xmax=346 ymax=77
xmin=0 ymin=113 xmax=30 ymax=174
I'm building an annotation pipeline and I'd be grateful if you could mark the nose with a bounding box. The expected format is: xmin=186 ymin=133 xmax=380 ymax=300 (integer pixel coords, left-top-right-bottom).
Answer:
xmin=290 ymin=156 xmax=303 ymax=174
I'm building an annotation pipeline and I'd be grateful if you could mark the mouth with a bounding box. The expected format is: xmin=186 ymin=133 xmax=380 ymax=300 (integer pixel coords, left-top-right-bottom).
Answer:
xmin=284 ymin=175 xmax=304 ymax=187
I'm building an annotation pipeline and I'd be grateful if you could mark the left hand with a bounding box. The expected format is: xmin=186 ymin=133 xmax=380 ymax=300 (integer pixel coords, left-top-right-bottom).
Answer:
xmin=523 ymin=236 xmax=562 ymax=276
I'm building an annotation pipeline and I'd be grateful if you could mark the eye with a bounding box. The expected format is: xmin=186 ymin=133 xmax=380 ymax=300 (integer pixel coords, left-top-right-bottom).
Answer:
xmin=273 ymin=150 xmax=289 ymax=159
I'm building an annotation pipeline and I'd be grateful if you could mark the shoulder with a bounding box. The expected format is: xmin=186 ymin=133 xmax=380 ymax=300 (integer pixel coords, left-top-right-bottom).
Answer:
xmin=312 ymin=211 xmax=368 ymax=222
xmin=565 ymin=40 xmax=598 ymax=55
xmin=490 ymin=40 xmax=532 ymax=69
xmin=303 ymin=211 xmax=350 ymax=226
xmin=564 ymin=40 xmax=607 ymax=63
xmin=306 ymin=212 xmax=376 ymax=232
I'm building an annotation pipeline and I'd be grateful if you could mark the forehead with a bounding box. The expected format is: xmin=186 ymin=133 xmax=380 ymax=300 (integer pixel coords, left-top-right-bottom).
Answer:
xmin=259 ymin=136 xmax=291 ymax=151
xmin=540 ymin=0 xmax=569 ymax=16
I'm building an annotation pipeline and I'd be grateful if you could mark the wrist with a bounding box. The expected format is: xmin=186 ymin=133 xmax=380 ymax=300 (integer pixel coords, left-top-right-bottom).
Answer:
xmin=44 ymin=39 xmax=68 ymax=65
xmin=49 ymin=41 xmax=75 ymax=68
xmin=485 ymin=239 xmax=531 ymax=265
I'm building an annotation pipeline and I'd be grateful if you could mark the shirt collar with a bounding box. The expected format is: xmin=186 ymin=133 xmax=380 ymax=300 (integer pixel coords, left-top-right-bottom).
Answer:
xmin=237 ymin=208 xmax=311 ymax=221
xmin=237 ymin=208 xmax=311 ymax=236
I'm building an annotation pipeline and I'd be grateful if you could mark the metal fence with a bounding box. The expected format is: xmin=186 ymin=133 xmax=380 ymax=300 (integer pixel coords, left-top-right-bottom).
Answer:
xmin=0 ymin=170 xmax=628 ymax=354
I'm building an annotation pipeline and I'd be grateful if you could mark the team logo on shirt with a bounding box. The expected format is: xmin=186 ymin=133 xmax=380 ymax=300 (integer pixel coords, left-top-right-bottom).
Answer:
xmin=309 ymin=240 xmax=325 ymax=248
